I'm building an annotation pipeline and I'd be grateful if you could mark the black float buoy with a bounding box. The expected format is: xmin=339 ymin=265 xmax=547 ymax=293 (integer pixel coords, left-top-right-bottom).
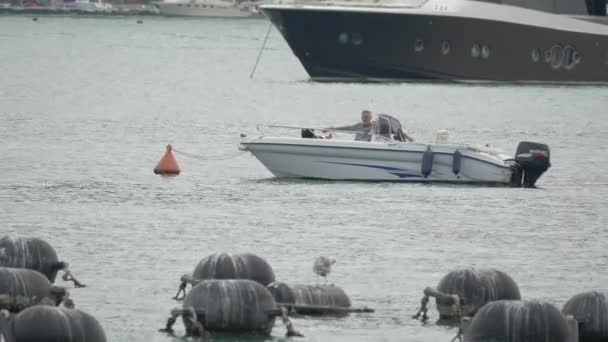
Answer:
xmin=268 ymin=282 xmax=351 ymax=309
xmin=463 ymin=300 xmax=569 ymax=342
xmin=562 ymin=290 xmax=608 ymax=342
xmin=0 ymin=236 xmax=84 ymax=287
xmin=136 ymin=19 xmax=143 ymax=24
xmin=0 ymin=311 xmax=16 ymax=342
xmin=173 ymin=252 xmax=275 ymax=300
xmin=32 ymin=17 xmax=38 ymax=22
xmin=13 ymin=306 xmax=106 ymax=342
xmin=161 ymin=279 xmax=304 ymax=337
xmin=183 ymin=279 xmax=277 ymax=335
xmin=0 ymin=267 xmax=68 ymax=312
xmin=193 ymin=253 xmax=275 ymax=285
xmin=414 ymin=268 xmax=521 ymax=322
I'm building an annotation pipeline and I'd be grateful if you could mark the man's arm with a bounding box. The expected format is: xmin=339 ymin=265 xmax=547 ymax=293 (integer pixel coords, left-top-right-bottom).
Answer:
xmin=327 ymin=123 xmax=361 ymax=131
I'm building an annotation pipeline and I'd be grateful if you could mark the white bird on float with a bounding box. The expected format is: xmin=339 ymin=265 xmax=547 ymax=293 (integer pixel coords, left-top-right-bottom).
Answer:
xmin=313 ymin=256 xmax=336 ymax=285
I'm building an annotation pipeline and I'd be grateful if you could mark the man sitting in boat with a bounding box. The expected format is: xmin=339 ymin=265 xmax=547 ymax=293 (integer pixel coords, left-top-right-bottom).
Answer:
xmin=325 ymin=110 xmax=377 ymax=141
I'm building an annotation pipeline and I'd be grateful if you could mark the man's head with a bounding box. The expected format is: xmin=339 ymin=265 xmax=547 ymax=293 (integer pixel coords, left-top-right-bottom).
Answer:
xmin=361 ymin=110 xmax=372 ymax=126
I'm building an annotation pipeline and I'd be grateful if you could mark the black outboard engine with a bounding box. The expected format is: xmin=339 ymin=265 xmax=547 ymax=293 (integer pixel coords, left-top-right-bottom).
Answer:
xmin=512 ymin=141 xmax=551 ymax=187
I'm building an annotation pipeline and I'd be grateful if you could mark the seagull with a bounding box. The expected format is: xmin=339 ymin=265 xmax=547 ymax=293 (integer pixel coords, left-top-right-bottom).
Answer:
xmin=313 ymin=256 xmax=336 ymax=285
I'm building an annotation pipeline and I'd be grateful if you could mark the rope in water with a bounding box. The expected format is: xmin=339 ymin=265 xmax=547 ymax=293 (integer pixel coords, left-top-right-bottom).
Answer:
xmin=172 ymin=148 xmax=246 ymax=161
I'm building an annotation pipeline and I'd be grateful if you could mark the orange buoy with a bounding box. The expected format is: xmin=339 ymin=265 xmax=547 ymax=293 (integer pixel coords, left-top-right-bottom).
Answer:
xmin=154 ymin=144 xmax=181 ymax=175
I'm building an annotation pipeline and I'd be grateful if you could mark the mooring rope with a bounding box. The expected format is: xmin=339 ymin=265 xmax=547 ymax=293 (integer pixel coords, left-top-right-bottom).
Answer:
xmin=450 ymin=326 xmax=463 ymax=342
xmin=55 ymin=262 xmax=86 ymax=288
xmin=172 ymin=148 xmax=246 ymax=161
xmin=412 ymin=295 xmax=430 ymax=322
xmin=280 ymin=306 xmax=303 ymax=337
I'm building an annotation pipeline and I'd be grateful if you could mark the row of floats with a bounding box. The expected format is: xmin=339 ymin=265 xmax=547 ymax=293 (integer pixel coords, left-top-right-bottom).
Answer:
xmin=1 ymin=236 xmax=608 ymax=341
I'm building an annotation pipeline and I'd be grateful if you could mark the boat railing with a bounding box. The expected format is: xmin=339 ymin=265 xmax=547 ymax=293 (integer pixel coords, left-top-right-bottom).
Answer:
xmin=256 ymin=124 xmax=404 ymax=142
xmin=265 ymin=0 xmax=428 ymax=8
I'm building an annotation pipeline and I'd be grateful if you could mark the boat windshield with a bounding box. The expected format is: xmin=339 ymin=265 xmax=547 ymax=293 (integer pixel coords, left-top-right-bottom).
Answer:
xmin=376 ymin=114 xmax=411 ymax=142
xmin=337 ymin=0 xmax=428 ymax=7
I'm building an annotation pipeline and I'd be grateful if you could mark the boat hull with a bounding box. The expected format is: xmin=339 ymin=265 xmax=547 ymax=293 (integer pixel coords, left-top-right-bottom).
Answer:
xmin=261 ymin=5 xmax=608 ymax=82
xmin=155 ymin=2 xmax=255 ymax=17
xmin=240 ymin=139 xmax=515 ymax=184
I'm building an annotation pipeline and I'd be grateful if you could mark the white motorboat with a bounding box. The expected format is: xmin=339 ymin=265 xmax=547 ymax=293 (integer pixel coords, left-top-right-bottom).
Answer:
xmin=238 ymin=114 xmax=551 ymax=187
xmin=154 ymin=0 xmax=258 ymax=17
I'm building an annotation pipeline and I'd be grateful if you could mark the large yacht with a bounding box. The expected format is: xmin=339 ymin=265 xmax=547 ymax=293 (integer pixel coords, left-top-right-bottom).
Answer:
xmin=259 ymin=0 xmax=608 ymax=82
xmin=154 ymin=0 xmax=259 ymax=17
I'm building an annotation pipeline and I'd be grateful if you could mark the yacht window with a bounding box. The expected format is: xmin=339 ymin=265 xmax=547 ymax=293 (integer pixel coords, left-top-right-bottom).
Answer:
xmin=549 ymin=45 xmax=563 ymax=69
xmin=177 ymin=4 xmax=182 ymax=6
xmin=351 ymin=33 xmax=363 ymax=46
xmin=441 ymin=41 xmax=450 ymax=55
xmin=481 ymin=45 xmax=490 ymax=59
xmin=471 ymin=44 xmax=480 ymax=58
xmin=210 ymin=5 xmax=214 ymax=7
xmin=531 ymin=48 xmax=541 ymax=63
xmin=187 ymin=4 xmax=191 ymax=7
xmin=202 ymin=4 xmax=206 ymax=7
xmin=338 ymin=32 xmax=349 ymax=45
xmin=414 ymin=39 xmax=424 ymax=52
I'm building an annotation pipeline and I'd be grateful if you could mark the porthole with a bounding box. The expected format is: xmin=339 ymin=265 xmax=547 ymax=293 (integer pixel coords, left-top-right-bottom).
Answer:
xmin=338 ymin=32 xmax=349 ymax=45
xmin=414 ymin=39 xmax=424 ymax=52
xmin=351 ymin=33 xmax=363 ymax=46
xmin=550 ymin=45 xmax=563 ymax=69
xmin=562 ymin=45 xmax=577 ymax=70
xmin=544 ymin=49 xmax=552 ymax=63
xmin=531 ymin=48 xmax=541 ymax=62
xmin=573 ymin=51 xmax=582 ymax=64
xmin=481 ymin=45 xmax=491 ymax=59
xmin=441 ymin=41 xmax=450 ymax=55
xmin=471 ymin=44 xmax=480 ymax=58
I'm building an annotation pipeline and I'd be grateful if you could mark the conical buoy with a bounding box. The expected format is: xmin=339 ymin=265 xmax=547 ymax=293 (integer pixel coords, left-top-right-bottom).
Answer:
xmin=154 ymin=144 xmax=181 ymax=175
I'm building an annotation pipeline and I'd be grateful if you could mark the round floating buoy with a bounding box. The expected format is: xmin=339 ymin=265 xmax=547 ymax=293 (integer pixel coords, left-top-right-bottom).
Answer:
xmin=562 ymin=291 xmax=608 ymax=342
xmin=13 ymin=306 xmax=106 ymax=342
xmin=183 ymin=279 xmax=277 ymax=335
xmin=463 ymin=300 xmax=569 ymax=342
xmin=0 ymin=236 xmax=60 ymax=282
xmin=268 ymin=282 xmax=351 ymax=308
xmin=32 ymin=17 xmax=38 ymax=21
xmin=0 ymin=236 xmax=84 ymax=287
xmin=154 ymin=144 xmax=180 ymax=175
xmin=433 ymin=268 xmax=520 ymax=320
xmin=192 ymin=252 xmax=275 ymax=286
xmin=137 ymin=20 xmax=143 ymax=24
xmin=0 ymin=311 xmax=16 ymax=342
xmin=0 ymin=267 xmax=67 ymax=312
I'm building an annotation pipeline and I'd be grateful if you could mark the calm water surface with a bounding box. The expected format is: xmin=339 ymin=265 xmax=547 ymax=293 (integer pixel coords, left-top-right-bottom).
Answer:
xmin=1 ymin=14 xmax=607 ymax=342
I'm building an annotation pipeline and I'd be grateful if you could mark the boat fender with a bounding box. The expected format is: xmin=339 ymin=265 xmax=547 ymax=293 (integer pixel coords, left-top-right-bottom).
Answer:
xmin=421 ymin=145 xmax=433 ymax=178
xmin=452 ymin=150 xmax=462 ymax=177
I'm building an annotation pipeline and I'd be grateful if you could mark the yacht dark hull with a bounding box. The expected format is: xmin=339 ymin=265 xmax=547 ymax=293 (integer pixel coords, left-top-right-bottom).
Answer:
xmin=261 ymin=6 xmax=608 ymax=83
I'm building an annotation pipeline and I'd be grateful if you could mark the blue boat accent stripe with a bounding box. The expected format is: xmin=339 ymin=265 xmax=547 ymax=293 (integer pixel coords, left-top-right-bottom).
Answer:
xmin=389 ymin=172 xmax=423 ymax=178
xmin=323 ymin=161 xmax=406 ymax=171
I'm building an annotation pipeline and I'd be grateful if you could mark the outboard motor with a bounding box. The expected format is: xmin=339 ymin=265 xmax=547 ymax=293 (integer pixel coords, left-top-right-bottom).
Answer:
xmin=512 ymin=141 xmax=550 ymax=187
